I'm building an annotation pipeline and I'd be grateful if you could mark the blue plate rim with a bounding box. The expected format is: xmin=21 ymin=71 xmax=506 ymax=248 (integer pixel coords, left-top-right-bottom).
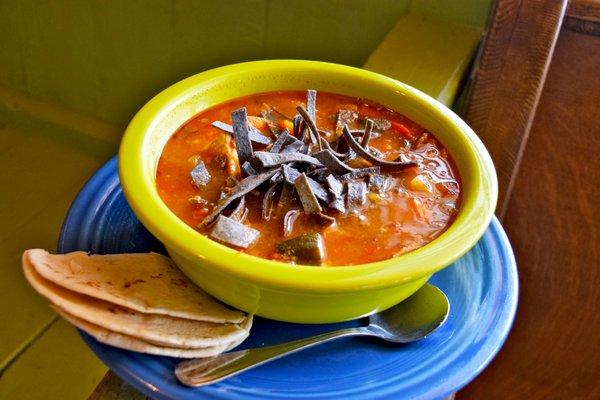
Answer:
xmin=58 ymin=156 xmax=519 ymax=400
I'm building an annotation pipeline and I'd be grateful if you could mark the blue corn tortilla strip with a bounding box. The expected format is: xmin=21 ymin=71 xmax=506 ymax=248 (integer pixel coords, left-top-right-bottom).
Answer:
xmin=313 ymin=149 xmax=354 ymax=174
xmin=339 ymin=128 xmax=375 ymax=162
xmin=210 ymin=215 xmax=260 ymax=249
xmin=294 ymin=173 xmax=323 ymax=214
xmin=321 ymin=138 xmax=349 ymax=158
xmin=201 ymin=94 xmax=423 ymax=255
xmin=231 ymin=108 xmax=255 ymax=166
xmin=212 ymin=119 xmax=273 ymax=145
xmin=297 ymin=104 xmax=319 ymax=147
xmin=281 ymin=138 xmax=304 ymax=154
xmin=361 ymin=119 xmax=374 ymax=147
xmin=254 ymin=151 xmax=323 ymax=168
xmin=270 ymin=169 xmax=283 ymax=183
xmin=281 ymin=165 xmax=328 ymax=202
xmin=342 ymin=125 xmax=417 ymax=169
xmin=241 ymin=161 xmax=258 ymax=176
xmin=346 ymin=180 xmax=368 ymax=210
xmin=278 ymin=181 xmax=295 ymax=207
xmin=190 ymin=160 xmax=211 ymax=187
xmin=250 ymin=131 xmax=273 ymax=145
xmin=369 ymin=174 xmax=392 ymax=194
xmin=326 ymin=174 xmax=343 ymax=194
xmin=306 ymin=90 xmax=317 ymax=121
xmin=326 ymin=174 xmax=346 ymax=213
xmin=338 ymin=166 xmax=381 ymax=182
xmin=229 ymin=196 xmax=247 ymax=222
xmin=211 ymin=120 xmax=234 ymax=133
xmin=343 ymin=150 xmax=357 ymax=163
xmin=328 ymin=195 xmax=346 ymax=214
xmin=305 ymin=178 xmax=329 ymax=203
xmin=368 ymin=147 xmax=385 ymax=159
xmin=281 ymin=164 xmax=299 ymax=184
xmin=270 ymin=130 xmax=292 ymax=153
xmin=199 ymin=169 xmax=278 ymax=227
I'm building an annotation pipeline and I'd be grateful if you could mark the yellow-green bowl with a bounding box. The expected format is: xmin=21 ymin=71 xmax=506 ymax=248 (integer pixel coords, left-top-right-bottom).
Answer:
xmin=119 ymin=60 xmax=497 ymax=323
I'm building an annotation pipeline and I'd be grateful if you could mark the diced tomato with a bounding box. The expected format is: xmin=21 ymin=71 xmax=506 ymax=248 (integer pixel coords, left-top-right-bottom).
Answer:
xmin=391 ymin=121 xmax=417 ymax=140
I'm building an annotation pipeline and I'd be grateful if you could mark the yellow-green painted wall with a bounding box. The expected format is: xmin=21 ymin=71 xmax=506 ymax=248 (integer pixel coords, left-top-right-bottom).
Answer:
xmin=0 ymin=1 xmax=412 ymax=125
xmin=0 ymin=1 xmax=491 ymax=126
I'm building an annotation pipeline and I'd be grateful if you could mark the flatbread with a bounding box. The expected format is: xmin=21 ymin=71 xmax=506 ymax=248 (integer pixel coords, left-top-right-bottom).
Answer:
xmin=23 ymin=256 xmax=251 ymax=348
xmin=53 ymin=306 xmax=250 ymax=358
xmin=25 ymin=249 xmax=244 ymax=323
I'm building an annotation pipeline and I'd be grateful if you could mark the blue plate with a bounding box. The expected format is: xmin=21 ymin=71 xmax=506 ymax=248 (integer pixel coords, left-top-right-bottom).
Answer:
xmin=58 ymin=157 xmax=518 ymax=400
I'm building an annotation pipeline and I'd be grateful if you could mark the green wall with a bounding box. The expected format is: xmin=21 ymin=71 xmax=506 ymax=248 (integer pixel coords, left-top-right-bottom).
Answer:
xmin=0 ymin=0 xmax=491 ymax=126
xmin=0 ymin=0 xmax=412 ymax=125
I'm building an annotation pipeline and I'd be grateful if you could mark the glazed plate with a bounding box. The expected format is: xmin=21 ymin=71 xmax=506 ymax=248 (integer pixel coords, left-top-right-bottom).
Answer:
xmin=58 ymin=157 xmax=518 ymax=400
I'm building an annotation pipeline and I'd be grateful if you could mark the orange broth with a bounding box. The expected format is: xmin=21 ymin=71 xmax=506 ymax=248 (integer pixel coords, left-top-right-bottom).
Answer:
xmin=156 ymin=91 xmax=461 ymax=265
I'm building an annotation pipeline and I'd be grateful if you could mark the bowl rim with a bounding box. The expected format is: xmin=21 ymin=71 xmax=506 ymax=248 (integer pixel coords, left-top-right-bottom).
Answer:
xmin=119 ymin=60 xmax=498 ymax=292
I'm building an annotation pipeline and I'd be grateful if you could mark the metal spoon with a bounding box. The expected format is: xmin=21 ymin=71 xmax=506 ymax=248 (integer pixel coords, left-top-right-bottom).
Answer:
xmin=175 ymin=283 xmax=449 ymax=387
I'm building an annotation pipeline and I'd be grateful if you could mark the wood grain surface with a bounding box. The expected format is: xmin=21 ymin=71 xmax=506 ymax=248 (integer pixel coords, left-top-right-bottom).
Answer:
xmin=457 ymin=28 xmax=600 ymax=400
xmin=567 ymin=0 xmax=600 ymax=22
xmin=564 ymin=0 xmax=600 ymax=35
xmin=462 ymin=0 xmax=568 ymax=217
xmin=88 ymin=372 xmax=146 ymax=400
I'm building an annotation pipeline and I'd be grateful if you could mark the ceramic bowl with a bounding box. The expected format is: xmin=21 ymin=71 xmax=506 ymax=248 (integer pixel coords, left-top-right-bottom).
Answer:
xmin=119 ymin=60 xmax=497 ymax=323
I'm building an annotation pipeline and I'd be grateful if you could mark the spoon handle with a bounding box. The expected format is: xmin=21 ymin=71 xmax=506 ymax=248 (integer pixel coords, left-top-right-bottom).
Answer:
xmin=175 ymin=326 xmax=371 ymax=387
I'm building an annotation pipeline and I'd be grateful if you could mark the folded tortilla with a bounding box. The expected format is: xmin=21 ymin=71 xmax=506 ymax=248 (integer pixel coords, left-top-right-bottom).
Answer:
xmin=53 ymin=306 xmax=250 ymax=358
xmin=23 ymin=256 xmax=252 ymax=348
xmin=25 ymin=249 xmax=244 ymax=323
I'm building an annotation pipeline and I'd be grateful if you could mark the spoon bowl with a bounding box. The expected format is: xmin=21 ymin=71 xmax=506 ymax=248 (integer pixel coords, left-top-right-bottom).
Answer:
xmin=367 ymin=284 xmax=449 ymax=343
xmin=176 ymin=283 xmax=449 ymax=387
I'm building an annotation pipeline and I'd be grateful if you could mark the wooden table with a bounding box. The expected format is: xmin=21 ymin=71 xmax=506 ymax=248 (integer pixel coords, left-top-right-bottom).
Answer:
xmin=458 ymin=14 xmax=600 ymax=400
xmin=457 ymin=2 xmax=600 ymax=397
